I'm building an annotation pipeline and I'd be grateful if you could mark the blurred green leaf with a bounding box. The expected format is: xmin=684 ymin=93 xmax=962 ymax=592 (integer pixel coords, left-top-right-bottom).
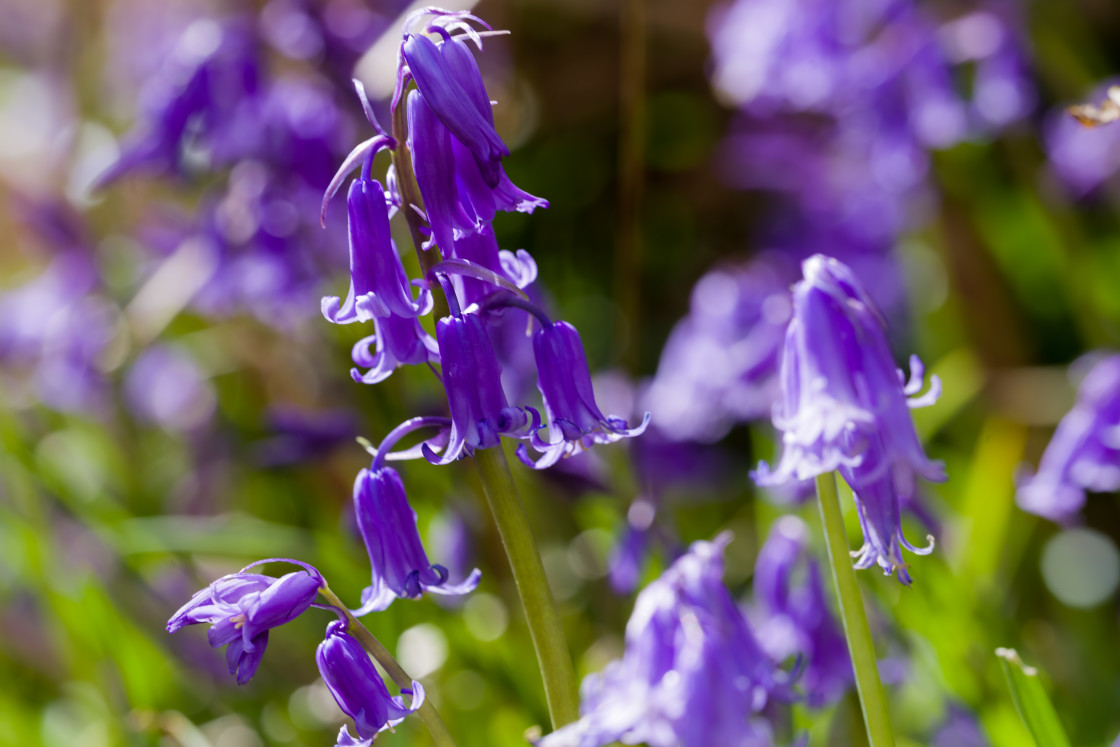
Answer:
xmin=996 ymin=648 xmax=1072 ymax=747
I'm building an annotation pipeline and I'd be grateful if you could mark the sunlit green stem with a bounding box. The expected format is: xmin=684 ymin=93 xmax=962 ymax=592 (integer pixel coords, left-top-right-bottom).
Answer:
xmin=319 ymin=585 xmax=457 ymax=747
xmin=815 ymin=472 xmax=896 ymax=747
xmin=473 ymin=447 xmax=580 ymax=728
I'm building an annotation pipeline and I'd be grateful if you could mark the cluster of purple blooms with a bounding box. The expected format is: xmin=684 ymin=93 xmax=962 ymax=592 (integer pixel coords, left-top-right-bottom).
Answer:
xmin=647 ymin=0 xmax=1034 ymax=444
xmin=167 ymin=8 xmax=649 ymax=744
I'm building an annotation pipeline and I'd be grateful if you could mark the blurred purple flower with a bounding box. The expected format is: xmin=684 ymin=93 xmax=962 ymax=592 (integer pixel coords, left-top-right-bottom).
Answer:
xmin=352 ymin=461 xmax=481 ymax=614
xmin=98 ymin=17 xmax=262 ymax=185
xmin=252 ymin=406 xmax=358 ymax=466
xmin=753 ymin=255 xmax=945 ymax=582
xmin=538 ymin=534 xmax=787 ymax=747
xmin=753 ymin=517 xmax=851 ymax=706
xmin=1046 ymin=80 xmax=1120 ymax=197
xmin=644 ymin=257 xmax=793 ymax=441
xmin=708 ymin=0 xmax=1031 ymax=146
xmin=124 ymin=345 xmax=215 ymax=431
xmin=317 ymin=619 xmax=425 ymax=746
xmin=1017 ymin=354 xmax=1120 ymax=523
xmin=0 ymin=253 xmax=114 ymax=414
xmin=168 ymin=562 xmax=323 ymax=684
xmin=932 ymin=704 xmax=990 ymax=747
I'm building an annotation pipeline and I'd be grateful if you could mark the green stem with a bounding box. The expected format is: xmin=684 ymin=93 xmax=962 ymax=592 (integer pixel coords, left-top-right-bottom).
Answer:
xmin=472 ymin=447 xmax=580 ymax=728
xmin=319 ymin=586 xmax=457 ymax=747
xmin=814 ymin=472 xmax=896 ymax=747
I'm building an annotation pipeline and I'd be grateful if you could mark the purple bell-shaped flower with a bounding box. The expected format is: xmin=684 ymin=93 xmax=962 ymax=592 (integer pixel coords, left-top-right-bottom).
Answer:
xmin=322 ymin=177 xmax=431 ymax=324
xmin=753 ymin=255 xmax=945 ymax=582
xmin=401 ymin=30 xmax=509 ymax=186
xmin=424 ymin=311 xmax=539 ymax=465
xmin=538 ymin=534 xmax=787 ymax=747
xmin=519 ymin=320 xmax=649 ymax=469
xmin=167 ymin=561 xmax=323 ymax=684
xmin=317 ymin=620 xmax=425 ymax=746
xmin=351 ymin=452 xmax=481 ymax=614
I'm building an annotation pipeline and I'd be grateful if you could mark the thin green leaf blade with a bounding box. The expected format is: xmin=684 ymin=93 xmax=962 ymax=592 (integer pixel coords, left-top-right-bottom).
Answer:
xmin=996 ymin=648 xmax=1072 ymax=747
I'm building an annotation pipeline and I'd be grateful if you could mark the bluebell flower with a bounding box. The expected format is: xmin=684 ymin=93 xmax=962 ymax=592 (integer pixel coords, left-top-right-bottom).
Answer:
xmin=424 ymin=311 xmax=539 ymax=464
xmin=753 ymin=517 xmax=851 ymax=706
xmin=1017 ymin=354 xmax=1120 ymax=523
xmin=322 ymin=177 xmax=431 ymax=323
xmin=317 ymin=620 xmax=425 ymax=746
xmin=401 ymin=29 xmax=509 ymax=186
xmin=351 ymin=459 xmax=481 ymax=614
xmin=350 ymin=313 xmax=439 ymax=385
xmin=538 ymin=534 xmax=786 ymax=747
xmin=517 ymin=320 xmax=649 ymax=469
xmin=451 ymin=135 xmax=549 ymax=223
xmin=167 ymin=562 xmax=323 ymax=684
xmin=754 ymin=255 xmax=945 ymax=582
xmin=407 ymin=88 xmax=473 ymax=253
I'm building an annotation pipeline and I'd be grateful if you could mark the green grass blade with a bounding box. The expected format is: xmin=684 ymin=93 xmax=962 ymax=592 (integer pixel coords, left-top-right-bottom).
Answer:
xmin=996 ymin=648 xmax=1072 ymax=747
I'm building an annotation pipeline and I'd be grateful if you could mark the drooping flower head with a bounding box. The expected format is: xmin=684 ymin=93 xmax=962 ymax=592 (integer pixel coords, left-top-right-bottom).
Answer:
xmin=423 ymin=310 xmax=538 ymax=464
xmin=519 ymin=320 xmax=649 ymax=469
xmin=352 ymin=418 xmax=481 ymax=614
xmin=754 ymin=255 xmax=945 ymax=582
xmin=167 ymin=560 xmax=323 ymax=684
xmin=753 ymin=517 xmax=851 ymax=706
xmin=322 ymin=176 xmax=430 ymax=324
xmin=317 ymin=619 xmax=425 ymax=746
xmin=400 ymin=16 xmax=509 ymax=185
xmin=538 ymin=534 xmax=787 ymax=747
xmin=1016 ymin=353 xmax=1120 ymax=523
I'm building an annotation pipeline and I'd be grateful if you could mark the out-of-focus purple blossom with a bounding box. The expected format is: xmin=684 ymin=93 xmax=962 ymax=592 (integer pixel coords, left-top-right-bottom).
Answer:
xmin=0 ymin=253 xmax=115 ymax=414
xmin=401 ymin=30 xmax=509 ymax=186
xmin=124 ymin=344 xmax=216 ymax=432
xmin=423 ymin=312 xmax=538 ymax=465
xmin=753 ymin=517 xmax=851 ymax=706
xmin=98 ymin=17 xmax=262 ymax=185
xmin=538 ymin=534 xmax=787 ymax=747
xmin=754 ymin=255 xmax=945 ymax=583
xmin=643 ymin=257 xmax=793 ymax=441
xmin=317 ymin=619 xmax=425 ymax=746
xmin=932 ymin=704 xmax=990 ymax=747
xmin=1046 ymin=80 xmax=1120 ymax=197
xmin=1017 ymin=354 xmax=1120 ymax=523
xmin=167 ymin=563 xmax=323 ymax=684
xmin=519 ymin=321 xmax=649 ymax=469
xmin=352 ymin=460 xmax=481 ymax=614
xmin=252 ymin=407 xmax=358 ymax=466
xmin=708 ymin=0 xmax=1032 ymax=146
